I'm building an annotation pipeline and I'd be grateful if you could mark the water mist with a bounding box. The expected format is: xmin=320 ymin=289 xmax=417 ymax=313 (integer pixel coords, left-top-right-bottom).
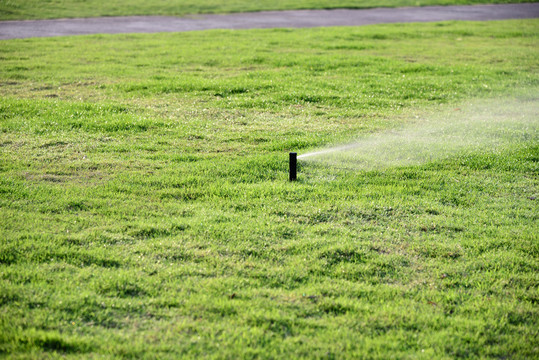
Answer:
xmin=297 ymin=97 xmax=538 ymax=172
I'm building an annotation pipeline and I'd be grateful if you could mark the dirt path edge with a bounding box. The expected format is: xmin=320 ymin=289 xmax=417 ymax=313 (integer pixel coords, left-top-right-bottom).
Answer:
xmin=1 ymin=3 xmax=538 ymax=40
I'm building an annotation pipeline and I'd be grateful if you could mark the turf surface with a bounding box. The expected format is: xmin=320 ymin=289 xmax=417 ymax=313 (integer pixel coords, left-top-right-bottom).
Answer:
xmin=0 ymin=0 xmax=537 ymax=20
xmin=0 ymin=20 xmax=538 ymax=358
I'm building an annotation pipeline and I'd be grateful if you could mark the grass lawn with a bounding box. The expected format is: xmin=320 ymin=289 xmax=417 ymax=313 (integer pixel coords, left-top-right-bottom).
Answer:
xmin=1 ymin=20 xmax=538 ymax=358
xmin=0 ymin=0 xmax=537 ymax=20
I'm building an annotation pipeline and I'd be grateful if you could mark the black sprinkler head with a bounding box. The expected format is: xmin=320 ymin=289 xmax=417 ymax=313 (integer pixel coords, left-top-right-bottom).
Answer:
xmin=289 ymin=152 xmax=297 ymax=181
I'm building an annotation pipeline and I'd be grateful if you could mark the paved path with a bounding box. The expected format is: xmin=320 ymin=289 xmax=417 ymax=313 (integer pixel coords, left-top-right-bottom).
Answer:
xmin=1 ymin=3 xmax=538 ymax=40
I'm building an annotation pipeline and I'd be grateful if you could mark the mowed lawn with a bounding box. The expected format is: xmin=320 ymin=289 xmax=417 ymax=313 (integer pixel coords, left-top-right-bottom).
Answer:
xmin=1 ymin=20 xmax=538 ymax=358
xmin=0 ymin=0 xmax=536 ymax=20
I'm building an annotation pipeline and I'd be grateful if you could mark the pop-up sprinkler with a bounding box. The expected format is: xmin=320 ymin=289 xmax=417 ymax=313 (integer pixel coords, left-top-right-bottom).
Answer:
xmin=289 ymin=152 xmax=297 ymax=181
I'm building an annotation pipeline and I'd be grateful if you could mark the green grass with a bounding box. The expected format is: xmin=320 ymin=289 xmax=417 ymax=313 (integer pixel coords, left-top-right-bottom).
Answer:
xmin=1 ymin=20 xmax=538 ymax=358
xmin=0 ymin=0 xmax=537 ymax=20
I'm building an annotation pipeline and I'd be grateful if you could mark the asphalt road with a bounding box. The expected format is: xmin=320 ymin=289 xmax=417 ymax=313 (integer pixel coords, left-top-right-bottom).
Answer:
xmin=1 ymin=3 xmax=538 ymax=40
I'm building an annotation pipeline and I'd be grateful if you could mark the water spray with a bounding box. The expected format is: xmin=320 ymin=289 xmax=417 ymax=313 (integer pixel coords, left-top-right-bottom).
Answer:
xmin=289 ymin=152 xmax=297 ymax=181
xmin=293 ymin=98 xmax=538 ymax=171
